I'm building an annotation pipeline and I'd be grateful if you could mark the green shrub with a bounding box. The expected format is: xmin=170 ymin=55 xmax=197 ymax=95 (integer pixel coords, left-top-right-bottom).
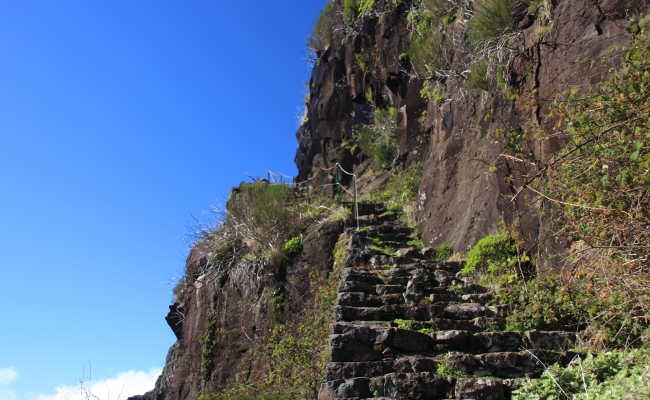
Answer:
xmin=226 ymin=181 xmax=301 ymax=254
xmin=355 ymin=107 xmax=399 ymax=169
xmin=466 ymin=58 xmax=489 ymax=90
xmin=467 ymin=0 xmax=516 ymax=46
xmin=420 ymin=81 xmax=447 ymax=104
xmin=358 ymin=0 xmax=375 ymax=15
xmin=405 ymin=5 xmax=452 ymax=77
xmin=368 ymin=163 xmax=422 ymax=227
xmin=544 ymin=28 xmax=650 ymax=268
xmin=461 ymin=232 xmax=524 ymax=276
xmin=432 ymin=243 xmax=453 ymax=262
xmin=283 ymin=237 xmax=302 ymax=257
xmin=513 ymin=348 xmax=650 ymax=399
xmin=500 ymin=274 xmax=592 ymax=331
xmin=343 ymin=0 xmax=359 ymax=24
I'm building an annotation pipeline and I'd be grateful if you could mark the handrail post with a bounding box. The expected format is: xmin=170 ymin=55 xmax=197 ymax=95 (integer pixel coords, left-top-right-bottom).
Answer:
xmin=353 ymin=172 xmax=359 ymax=231
xmin=335 ymin=163 xmax=360 ymax=231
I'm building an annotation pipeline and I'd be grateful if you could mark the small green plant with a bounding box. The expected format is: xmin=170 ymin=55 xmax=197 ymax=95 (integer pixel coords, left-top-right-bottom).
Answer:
xmin=435 ymin=363 xmax=468 ymax=378
xmin=467 ymin=0 xmax=516 ymax=47
xmin=466 ymin=58 xmax=489 ymax=90
xmin=201 ymin=316 xmax=220 ymax=380
xmin=358 ymin=0 xmax=375 ymax=16
xmin=393 ymin=318 xmax=417 ymax=330
xmin=496 ymin=65 xmax=518 ymax=100
xmin=355 ymin=107 xmax=399 ymax=169
xmin=431 ymin=243 xmax=453 ymax=262
xmin=367 ymin=163 xmax=422 ymax=227
xmin=461 ymin=232 xmax=525 ymax=276
xmin=355 ymin=53 xmax=368 ymax=73
xmin=407 ymin=239 xmax=425 ymax=248
xmin=367 ymin=243 xmax=396 ymax=256
xmin=420 ymin=81 xmax=447 ymax=104
xmin=500 ymin=274 xmax=591 ymax=331
xmin=226 ymin=181 xmax=302 ymax=255
xmin=283 ymin=237 xmax=302 ymax=257
xmin=406 ymin=7 xmax=446 ymax=76
xmin=343 ymin=0 xmax=359 ymax=24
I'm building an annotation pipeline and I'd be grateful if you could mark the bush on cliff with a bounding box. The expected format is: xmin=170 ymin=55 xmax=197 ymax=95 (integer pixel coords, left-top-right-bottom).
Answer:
xmin=354 ymin=107 xmax=399 ymax=169
xmin=226 ymin=181 xmax=302 ymax=254
xmin=467 ymin=0 xmax=516 ymax=47
xmin=544 ymin=26 xmax=650 ymax=270
xmin=513 ymin=348 xmax=650 ymax=399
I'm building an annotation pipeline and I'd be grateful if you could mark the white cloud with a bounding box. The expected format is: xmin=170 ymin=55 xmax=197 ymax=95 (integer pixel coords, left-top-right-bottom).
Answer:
xmin=37 ymin=368 xmax=161 ymax=400
xmin=0 ymin=368 xmax=18 ymax=385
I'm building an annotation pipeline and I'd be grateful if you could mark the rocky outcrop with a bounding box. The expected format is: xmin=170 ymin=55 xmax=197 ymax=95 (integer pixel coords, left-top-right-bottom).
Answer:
xmin=131 ymin=1 xmax=649 ymax=399
xmin=296 ymin=0 xmax=646 ymax=260
xmin=319 ymin=203 xmax=578 ymax=399
xmin=130 ymin=205 xmax=345 ymax=400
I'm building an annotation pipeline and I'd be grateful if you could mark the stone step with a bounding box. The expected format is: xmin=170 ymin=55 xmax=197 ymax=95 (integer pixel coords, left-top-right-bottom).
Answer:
xmin=370 ymin=373 xmax=455 ymax=399
xmin=330 ymin=327 xmax=435 ymax=362
xmin=376 ymin=284 xmax=406 ymax=295
xmin=326 ymin=349 xmax=575 ymax=381
xmin=322 ymin=373 xmax=524 ymax=399
xmin=337 ymin=292 xmax=405 ymax=307
xmin=331 ymin=321 xmax=391 ymax=334
xmin=330 ymin=327 xmax=576 ymax=362
xmin=442 ymin=349 xmax=578 ymax=379
xmin=432 ymin=330 xmax=577 ymax=354
xmin=335 ymin=302 xmax=499 ymax=322
xmin=347 ymin=266 xmax=414 ymax=277
xmin=332 ymin=316 xmax=506 ymax=334
xmin=424 ymin=317 xmax=506 ymax=332
xmin=335 ymin=292 xmax=494 ymax=308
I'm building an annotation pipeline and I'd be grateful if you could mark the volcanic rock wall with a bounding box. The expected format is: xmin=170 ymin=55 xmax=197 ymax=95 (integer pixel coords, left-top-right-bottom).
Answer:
xmin=296 ymin=0 xmax=645 ymax=260
xmin=131 ymin=1 xmax=648 ymax=399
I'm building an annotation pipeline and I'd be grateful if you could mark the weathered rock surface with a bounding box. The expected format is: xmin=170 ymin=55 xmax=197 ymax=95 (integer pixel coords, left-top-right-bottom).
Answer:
xmin=295 ymin=0 xmax=645 ymax=262
xmin=130 ymin=1 xmax=649 ymax=399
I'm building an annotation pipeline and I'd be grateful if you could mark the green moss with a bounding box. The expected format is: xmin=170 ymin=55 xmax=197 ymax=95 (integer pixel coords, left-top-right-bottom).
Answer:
xmin=461 ymin=232 xmax=524 ymax=276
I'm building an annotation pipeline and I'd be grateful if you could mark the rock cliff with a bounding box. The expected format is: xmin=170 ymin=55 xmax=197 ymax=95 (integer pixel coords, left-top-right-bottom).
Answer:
xmin=130 ymin=1 xmax=648 ymax=399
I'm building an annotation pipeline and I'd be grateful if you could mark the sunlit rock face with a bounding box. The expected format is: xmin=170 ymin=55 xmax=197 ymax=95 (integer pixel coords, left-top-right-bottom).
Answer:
xmin=130 ymin=1 xmax=647 ymax=399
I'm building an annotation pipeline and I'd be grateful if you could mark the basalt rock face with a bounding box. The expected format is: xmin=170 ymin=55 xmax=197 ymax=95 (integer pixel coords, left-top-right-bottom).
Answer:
xmin=296 ymin=0 xmax=646 ymax=260
xmin=133 ymin=1 xmax=649 ymax=399
xmin=130 ymin=209 xmax=344 ymax=400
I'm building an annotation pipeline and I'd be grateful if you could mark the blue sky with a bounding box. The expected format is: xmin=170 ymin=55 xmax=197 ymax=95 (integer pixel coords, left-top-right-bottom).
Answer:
xmin=0 ymin=1 xmax=327 ymax=398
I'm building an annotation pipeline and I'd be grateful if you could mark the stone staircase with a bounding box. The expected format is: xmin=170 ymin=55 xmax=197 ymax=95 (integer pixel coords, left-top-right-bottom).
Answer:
xmin=319 ymin=203 xmax=578 ymax=400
